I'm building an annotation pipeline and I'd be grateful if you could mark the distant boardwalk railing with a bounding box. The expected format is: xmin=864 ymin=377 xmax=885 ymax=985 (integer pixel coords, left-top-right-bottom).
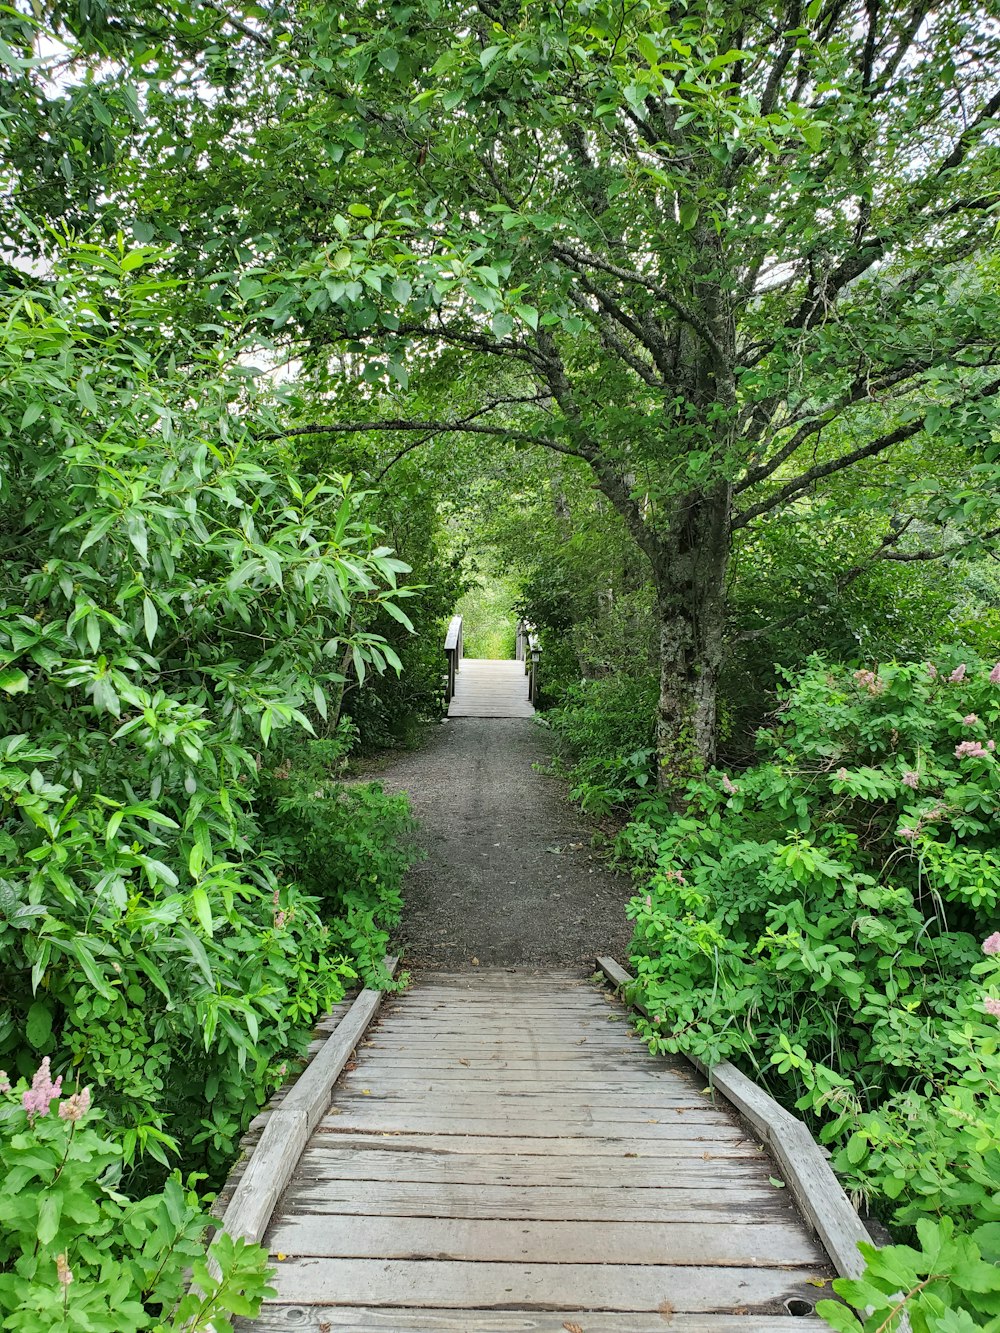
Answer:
xmin=515 ymin=618 xmax=540 ymax=706
xmin=444 ymin=614 xmax=463 ymax=706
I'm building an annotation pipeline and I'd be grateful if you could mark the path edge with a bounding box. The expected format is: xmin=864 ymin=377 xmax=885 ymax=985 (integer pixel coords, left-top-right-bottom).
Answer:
xmin=596 ymin=955 xmax=871 ymax=1282
xmin=217 ymin=955 xmax=399 ymax=1247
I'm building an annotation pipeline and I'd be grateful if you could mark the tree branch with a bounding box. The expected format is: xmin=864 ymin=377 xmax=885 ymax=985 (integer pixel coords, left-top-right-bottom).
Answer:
xmin=732 ymin=376 xmax=1000 ymax=529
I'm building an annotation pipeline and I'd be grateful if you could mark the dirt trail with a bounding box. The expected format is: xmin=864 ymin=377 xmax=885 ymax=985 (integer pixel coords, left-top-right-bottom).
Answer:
xmin=376 ymin=718 xmax=634 ymax=969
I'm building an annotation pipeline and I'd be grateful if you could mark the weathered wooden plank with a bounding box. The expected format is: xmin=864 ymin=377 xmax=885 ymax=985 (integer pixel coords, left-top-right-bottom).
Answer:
xmin=265 ymin=1214 xmax=828 ymax=1267
xmin=328 ymin=1095 xmax=723 ymax=1118
xmin=319 ymin=1110 xmax=738 ymax=1134
xmin=217 ymin=958 xmax=397 ymax=1246
xmin=596 ymin=955 xmax=871 ymax=1281
xmin=263 ymin=1257 xmax=827 ymax=1312
xmin=309 ymin=1129 xmax=756 ymax=1153
xmin=295 ymin=1147 xmax=771 ymax=1187
xmin=279 ymin=1178 xmax=799 ymax=1223
xmin=338 ymin=1075 xmax=707 ymax=1093
xmin=241 ymin=1309 xmax=828 ymax=1332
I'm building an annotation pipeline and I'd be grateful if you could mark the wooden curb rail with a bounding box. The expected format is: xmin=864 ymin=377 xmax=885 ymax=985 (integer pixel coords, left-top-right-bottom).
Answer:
xmin=218 ymin=957 xmax=399 ymax=1247
xmin=597 ymin=956 xmax=872 ymax=1284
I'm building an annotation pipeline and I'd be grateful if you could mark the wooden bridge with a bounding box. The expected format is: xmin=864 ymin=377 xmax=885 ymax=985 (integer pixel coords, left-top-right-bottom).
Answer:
xmin=219 ymin=616 xmax=871 ymax=1331
xmin=444 ymin=615 xmax=538 ymax=718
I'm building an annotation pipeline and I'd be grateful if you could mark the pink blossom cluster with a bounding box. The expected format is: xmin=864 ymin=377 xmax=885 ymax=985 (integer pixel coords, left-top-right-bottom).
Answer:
xmin=949 ymin=664 xmax=967 ymax=683
xmin=963 ymin=714 xmax=979 ymax=726
xmin=58 ymin=1088 xmax=91 ymax=1122
xmin=663 ymin=868 xmax=687 ymax=886
xmin=898 ymin=826 xmax=917 ymax=841
xmin=56 ymin=1254 xmax=72 ymax=1288
xmin=956 ymin=740 xmax=992 ymax=760
xmin=274 ymin=910 xmax=287 ymax=929
xmin=22 ymin=1058 xmax=62 ymax=1122
xmin=901 ymin=771 xmax=919 ymax=790
xmin=992 ymin=662 xmax=1000 ymax=685
xmin=836 ymin=767 xmax=849 ymax=781
xmin=0 ymin=1070 xmax=10 ymax=1095
xmin=926 ymin=662 xmax=938 ymax=679
xmin=721 ymin=774 xmax=739 ymax=795
xmin=853 ymin=669 xmax=884 ymax=695
xmin=982 ymin=935 xmax=1000 ymax=1025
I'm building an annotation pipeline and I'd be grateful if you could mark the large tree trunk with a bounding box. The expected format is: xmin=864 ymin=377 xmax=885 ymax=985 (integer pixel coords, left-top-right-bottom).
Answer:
xmin=651 ymin=482 xmax=732 ymax=789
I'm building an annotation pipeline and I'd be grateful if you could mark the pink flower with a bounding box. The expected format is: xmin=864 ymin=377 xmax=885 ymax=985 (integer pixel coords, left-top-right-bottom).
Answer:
xmin=901 ymin=771 xmax=919 ymax=789
xmin=644 ymin=894 xmax=652 ymax=909
xmin=991 ymin=662 xmax=1000 ymax=685
xmin=927 ymin=662 xmax=938 ymax=679
xmin=274 ymin=910 xmax=287 ymax=929
xmin=721 ymin=774 xmax=738 ymax=795
xmin=0 ymin=1070 xmax=10 ymax=1095
xmin=22 ymin=1058 xmax=62 ymax=1122
xmin=898 ymin=826 xmax=917 ymax=841
xmin=989 ymin=740 xmax=997 ymax=752
xmin=982 ymin=933 xmax=1000 ymax=956
xmin=58 ymin=1087 xmax=91 ymax=1122
xmin=956 ymin=740 xmax=989 ymax=760
xmin=949 ymin=664 xmax=967 ymax=683
xmin=664 ymin=869 xmax=687 ymax=885
xmin=983 ymin=997 xmax=1000 ymax=1019
xmin=56 ymin=1254 xmax=72 ymax=1288
xmin=964 ymin=714 xmax=979 ymax=726
xmin=836 ymin=767 xmax=849 ymax=781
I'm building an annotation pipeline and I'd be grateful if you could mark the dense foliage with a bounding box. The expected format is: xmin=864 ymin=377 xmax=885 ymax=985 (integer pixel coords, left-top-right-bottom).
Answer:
xmin=0 ymin=248 xmax=419 ymax=1317
xmin=612 ymin=653 xmax=1000 ymax=1328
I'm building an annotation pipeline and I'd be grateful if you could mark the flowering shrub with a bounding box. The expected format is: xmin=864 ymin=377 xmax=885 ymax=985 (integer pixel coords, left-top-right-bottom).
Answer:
xmin=620 ymin=652 xmax=1000 ymax=1325
xmin=0 ymin=1063 xmax=272 ymax=1332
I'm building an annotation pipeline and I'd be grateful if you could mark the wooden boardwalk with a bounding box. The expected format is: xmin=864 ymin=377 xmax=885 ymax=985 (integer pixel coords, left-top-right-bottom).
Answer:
xmin=447 ymin=658 xmax=534 ymax=718
xmin=239 ymin=970 xmax=832 ymax=1331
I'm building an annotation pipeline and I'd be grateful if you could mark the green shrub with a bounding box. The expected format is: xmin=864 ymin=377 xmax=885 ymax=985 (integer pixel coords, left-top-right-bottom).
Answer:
xmin=618 ymin=652 xmax=1000 ymax=1324
xmin=0 ymin=1062 xmax=273 ymax=1332
xmin=545 ymin=675 xmax=658 ymax=814
xmin=260 ymin=732 xmax=418 ymax=988
xmin=0 ymin=247 xmax=416 ymax=1200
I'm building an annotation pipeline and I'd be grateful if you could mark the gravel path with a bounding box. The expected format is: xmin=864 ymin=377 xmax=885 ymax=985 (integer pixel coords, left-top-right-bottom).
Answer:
xmin=377 ymin=718 xmax=635 ymax=969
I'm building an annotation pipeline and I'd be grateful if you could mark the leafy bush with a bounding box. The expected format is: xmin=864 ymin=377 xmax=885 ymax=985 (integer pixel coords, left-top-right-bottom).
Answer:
xmin=260 ymin=731 xmax=419 ymax=988
xmin=0 ymin=1061 xmax=272 ymax=1332
xmin=619 ymin=652 xmax=1000 ymax=1324
xmin=0 ymin=247 xmax=417 ymax=1199
xmin=545 ymin=675 xmax=658 ymax=814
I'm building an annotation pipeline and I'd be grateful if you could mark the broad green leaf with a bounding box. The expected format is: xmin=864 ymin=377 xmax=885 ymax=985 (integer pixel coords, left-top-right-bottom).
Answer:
xmin=0 ymin=666 xmax=28 ymax=694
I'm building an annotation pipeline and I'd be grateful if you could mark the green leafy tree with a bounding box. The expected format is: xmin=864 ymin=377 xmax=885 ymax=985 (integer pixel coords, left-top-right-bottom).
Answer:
xmin=135 ymin=0 xmax=1000 ymax=784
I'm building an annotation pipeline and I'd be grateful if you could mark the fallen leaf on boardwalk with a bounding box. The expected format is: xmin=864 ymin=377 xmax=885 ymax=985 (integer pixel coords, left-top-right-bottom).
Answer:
xmin=658 ymin=1299 xmax=675 ymax=1323
xmin=275 ymin=1253 xmax=287 ymax=1261
xmin=769 ymin=1176 xmax=786 ymax=1188
xmin=624 ymin=1152 xmax=638 ymax=1158
xmin=471 ymin=956 xmax=480 ymax=965
xmin=362 ymin=1089 xmax=371 ymax=1096
xmin=458 ymin=1058 xmax=470 ymax=1066
xmin=807 ymin=1278 xmax=830 ymax=1288
xmin=563 ymin=1324 xmax=583 ymax=1332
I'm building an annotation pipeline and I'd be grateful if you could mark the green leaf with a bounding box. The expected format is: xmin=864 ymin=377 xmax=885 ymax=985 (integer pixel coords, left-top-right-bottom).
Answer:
xmin=25 ymin=1000 xmax=52 ymax=1050
xmin=515 ymin=304 xmax=539 ymax=330
xmin=76 ymin=375 xmax=99 ymax=414
xmin=679 ymin=201 xmax=699 ymax=230
xmin=381 ymin=601 xmax=415 ymax=632
xmin=480 ymin=45 xmax=501 ymax=67
xmin=377 ymin=47 xmax=399 ymax=72
xmin=0 ymin=666 xmax=28 ymax=694
xmin=37 ymin=1194 xmax=61 ymax=1246
xmin=143 ymin=596 xmax=158 ymax=647
xmin=191 ymin=886 xmax=214 ymax=936
xmin=636 ymin=33 xmax=659 ymax=65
